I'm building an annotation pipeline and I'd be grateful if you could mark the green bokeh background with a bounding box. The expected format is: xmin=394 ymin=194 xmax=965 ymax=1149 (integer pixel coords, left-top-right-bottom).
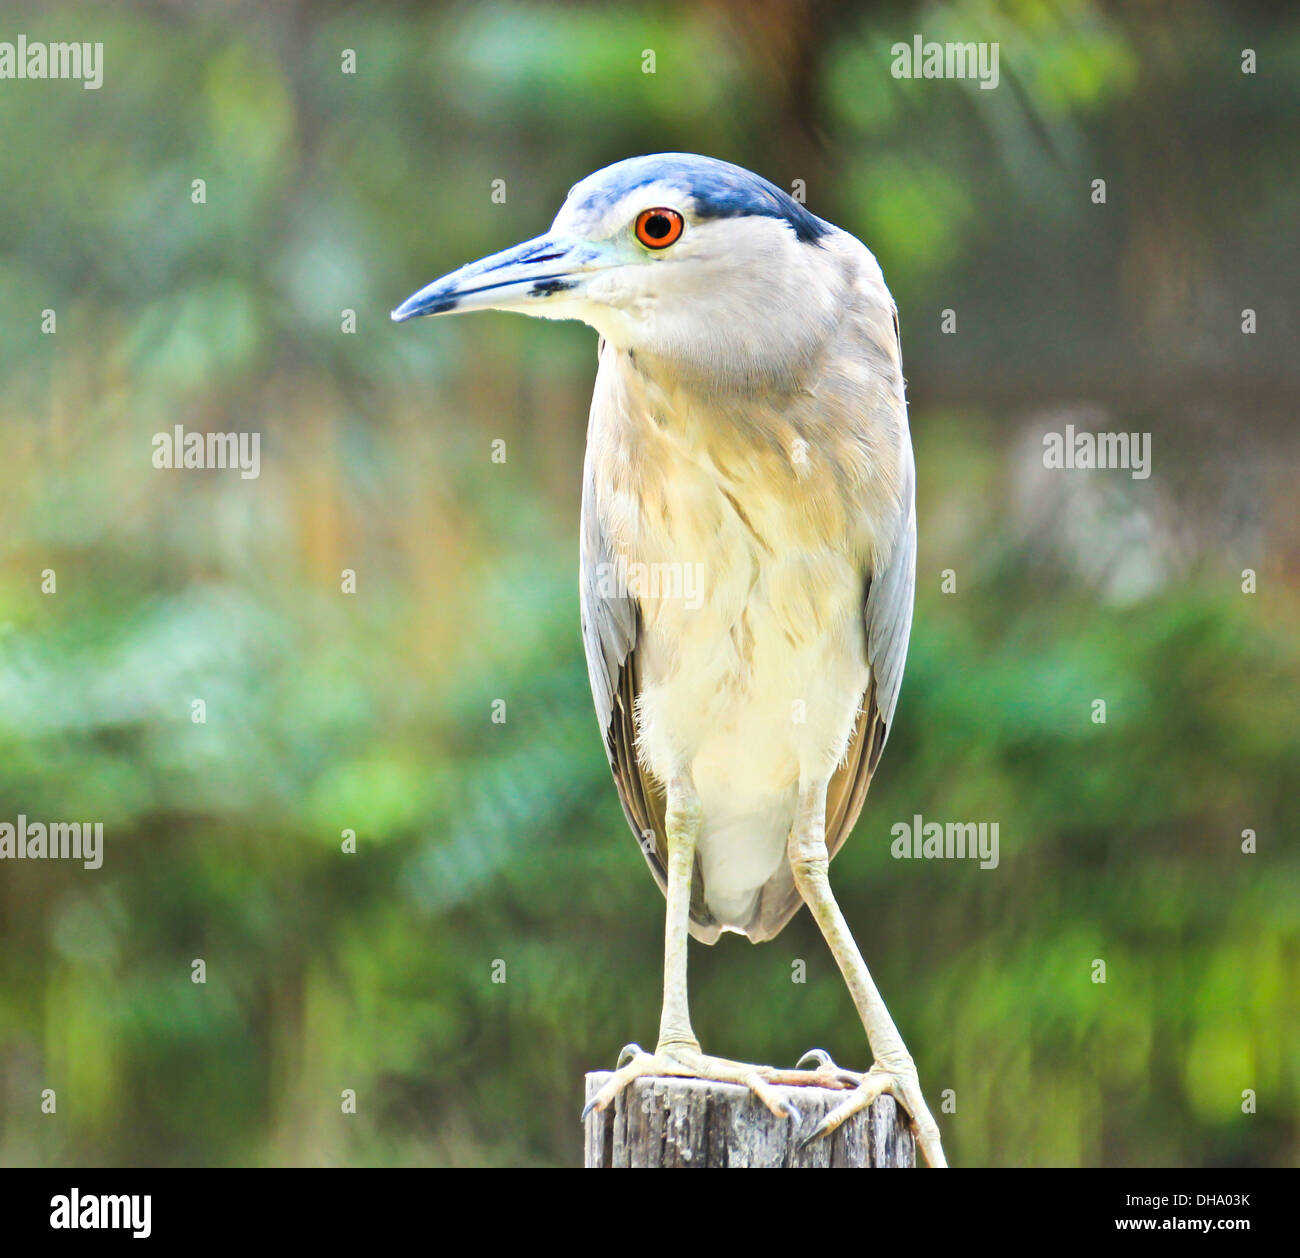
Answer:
xmin=0 ymin=0 xmax=1296 ymax=1167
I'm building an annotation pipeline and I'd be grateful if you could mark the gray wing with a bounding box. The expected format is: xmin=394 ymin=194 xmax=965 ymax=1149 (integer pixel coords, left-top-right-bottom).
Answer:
xmin=745 ymin=314 xmax=917 ymax=942
xmin=579 ymin=417 xmax=723 ymax=943
xmin=861 ymin=439 xmax=917 ymax=736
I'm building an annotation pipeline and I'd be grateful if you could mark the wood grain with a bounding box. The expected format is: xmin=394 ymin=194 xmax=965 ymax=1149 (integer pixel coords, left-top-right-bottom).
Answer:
xmin=584 ymin=1071 xmax=915 ymax=1168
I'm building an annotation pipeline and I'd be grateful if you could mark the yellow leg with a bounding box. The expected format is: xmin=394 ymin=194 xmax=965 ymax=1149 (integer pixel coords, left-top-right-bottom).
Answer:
xmin=583 ymin=775 xmax=856 ymax=1124
xmin=789 ymin=779 xmax=948 ymax=1168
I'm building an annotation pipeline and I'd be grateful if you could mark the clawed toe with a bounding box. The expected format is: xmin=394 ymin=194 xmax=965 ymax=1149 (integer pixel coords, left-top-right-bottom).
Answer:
xmin=794 ymin=1047 xmax=861 ymax=1087
xmin=797 ymin=1061 xmax=946 ymax=1168
xmin=582 ymin=1044 xmax=809 ymax=1125
xmin=796 ymin=1047 xmax=834 ymax=1071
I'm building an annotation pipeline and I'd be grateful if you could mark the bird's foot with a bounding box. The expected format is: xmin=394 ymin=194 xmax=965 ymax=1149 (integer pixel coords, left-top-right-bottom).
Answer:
xmin=798 ymin=1054 xmax=947 ymax=1168
xmin=582 ymin=1042 xmax=859 ymax=1126
xmin=791 ymin=1046 xmax=863 ymax=1086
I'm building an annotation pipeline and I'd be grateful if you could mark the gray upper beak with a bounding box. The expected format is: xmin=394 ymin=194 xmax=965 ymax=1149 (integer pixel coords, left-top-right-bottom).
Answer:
xmin=391 ymin=233 xmax=603 ymax=322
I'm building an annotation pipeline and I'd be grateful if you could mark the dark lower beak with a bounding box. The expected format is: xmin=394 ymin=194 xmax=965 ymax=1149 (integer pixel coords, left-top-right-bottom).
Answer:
xmin=391 ymin=233 xmax=600 ymax=322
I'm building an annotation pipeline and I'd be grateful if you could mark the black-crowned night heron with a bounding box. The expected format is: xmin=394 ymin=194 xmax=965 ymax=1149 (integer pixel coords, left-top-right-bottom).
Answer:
xmin=394 ymin=153 xmax=945 ymax=1167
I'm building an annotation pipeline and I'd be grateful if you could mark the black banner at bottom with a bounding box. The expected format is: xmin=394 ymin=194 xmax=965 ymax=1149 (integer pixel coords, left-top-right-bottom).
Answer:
xmin=4 ymin=1166 xmax=1284 ymax=1244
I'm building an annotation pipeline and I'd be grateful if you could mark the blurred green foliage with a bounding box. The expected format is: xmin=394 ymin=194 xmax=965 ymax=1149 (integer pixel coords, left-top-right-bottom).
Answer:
xmin=0 ymin=0 xmax=1297 ymax=1167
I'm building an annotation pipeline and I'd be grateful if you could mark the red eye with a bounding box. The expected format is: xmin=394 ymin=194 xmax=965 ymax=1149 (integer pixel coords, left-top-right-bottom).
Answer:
xmin=635 ymin=207 xmax=684 ymax=249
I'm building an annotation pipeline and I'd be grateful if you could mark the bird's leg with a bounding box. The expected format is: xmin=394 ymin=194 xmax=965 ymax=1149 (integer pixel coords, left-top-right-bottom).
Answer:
xmin=789 ymin=778 xmax=948 ymax=1167
xmin=583 ymin=774 xmax=845 ymax=1124
xmin=656 ymin=773 xmax=703 ymax=1054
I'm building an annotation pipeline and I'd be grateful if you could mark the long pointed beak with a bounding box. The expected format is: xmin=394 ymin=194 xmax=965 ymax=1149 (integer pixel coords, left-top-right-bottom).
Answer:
xmin=390 ymin=233 xmax=607 ymax=322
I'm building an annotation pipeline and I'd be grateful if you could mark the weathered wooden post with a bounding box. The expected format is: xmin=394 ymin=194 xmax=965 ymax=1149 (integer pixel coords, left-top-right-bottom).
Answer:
xmin=584 ymin=1073 xmax=915 ymax=1168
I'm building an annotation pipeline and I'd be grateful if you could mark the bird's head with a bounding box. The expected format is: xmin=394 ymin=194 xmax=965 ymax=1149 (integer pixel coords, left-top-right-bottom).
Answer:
xmin=392 ymin=153 xmax=843 ymax=386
